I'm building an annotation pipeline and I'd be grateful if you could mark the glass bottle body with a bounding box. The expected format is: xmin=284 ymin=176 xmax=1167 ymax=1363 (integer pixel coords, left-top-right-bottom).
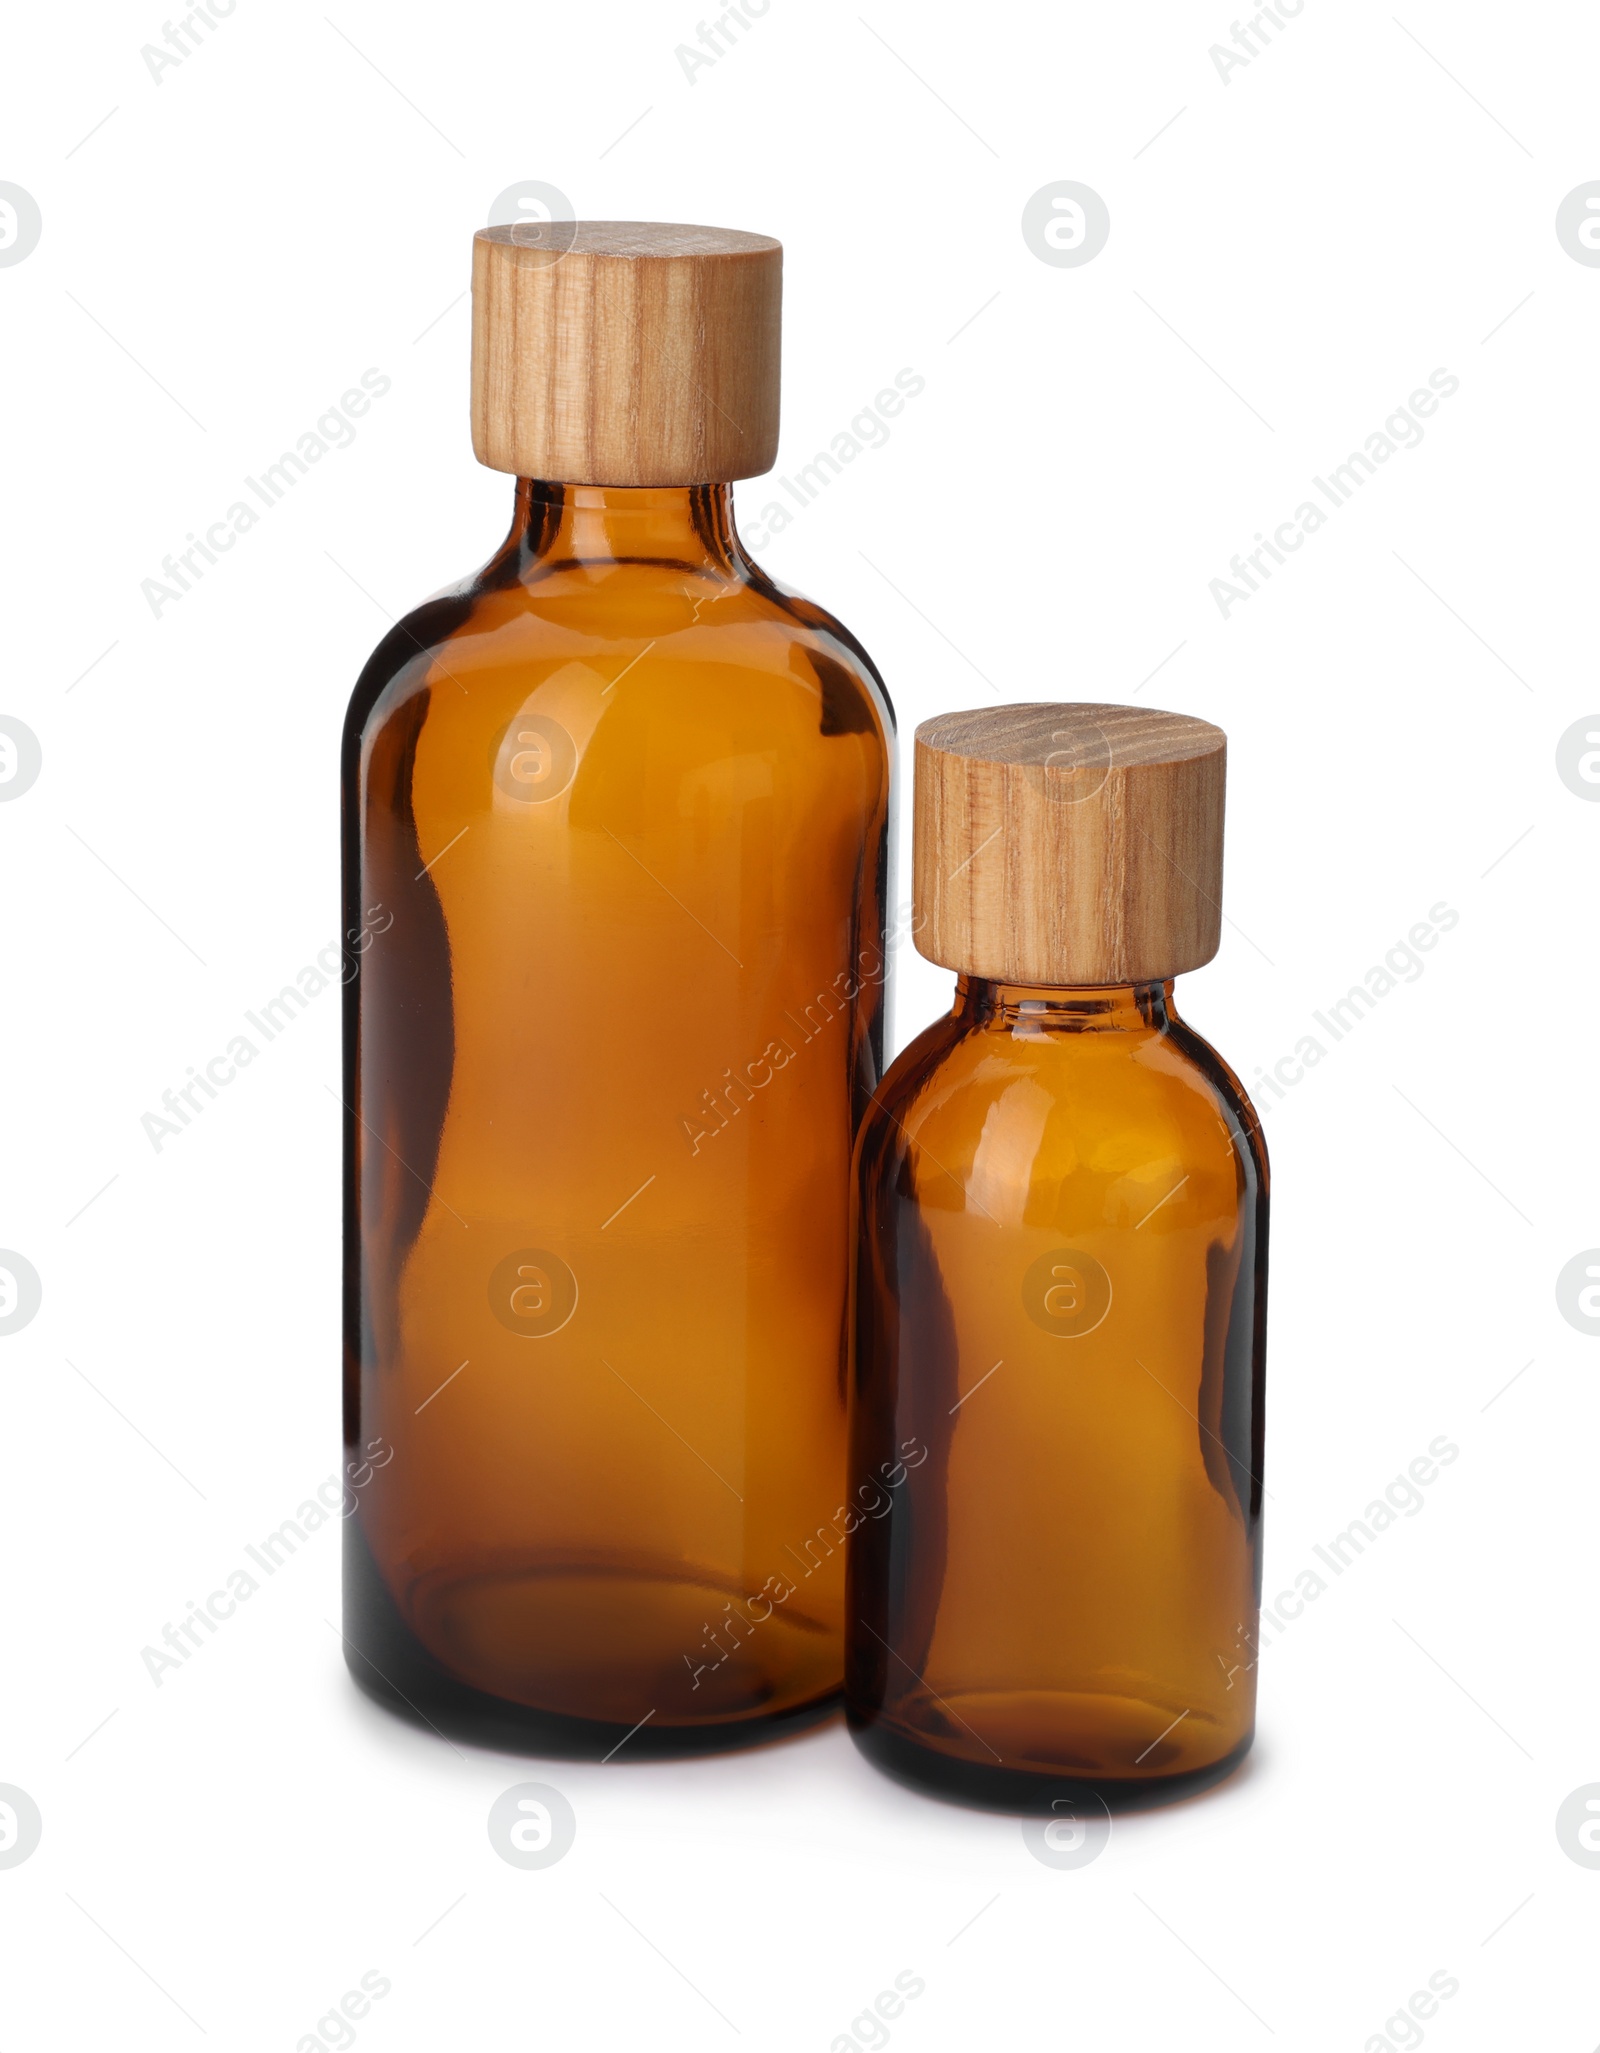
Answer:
xmin=342 ymin=482 xmax=892 ymax=1754
xmin=847 ymin=978 xmax=1267 ymax=1808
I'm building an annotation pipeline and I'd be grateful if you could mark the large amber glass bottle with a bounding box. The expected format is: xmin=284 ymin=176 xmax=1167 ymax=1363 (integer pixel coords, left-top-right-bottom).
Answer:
xmin=847 ymin=706 xmax=1266 ymax=1809
xmin=341 ymin=224 xmax=892 ymax=1755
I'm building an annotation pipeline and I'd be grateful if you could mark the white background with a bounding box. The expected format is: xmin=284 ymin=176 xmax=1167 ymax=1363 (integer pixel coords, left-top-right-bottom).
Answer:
xmin=3 ymin=0 xmax=1597 ymax=2046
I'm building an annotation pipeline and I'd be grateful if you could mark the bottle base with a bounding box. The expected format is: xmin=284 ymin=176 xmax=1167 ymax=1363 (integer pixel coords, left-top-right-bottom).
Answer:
xmin=847 ymin=1709 xmax=1254 ymax=1814
xmin=342 ymin=1519 xmax=842 ymax=1760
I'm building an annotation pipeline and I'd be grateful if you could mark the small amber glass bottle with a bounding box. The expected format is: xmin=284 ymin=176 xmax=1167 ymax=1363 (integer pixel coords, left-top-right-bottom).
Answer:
xmin=846 ymin=704 xmax=1267 ymax=1809
xmin=342 ymin=223 xmax=892 ymax=1755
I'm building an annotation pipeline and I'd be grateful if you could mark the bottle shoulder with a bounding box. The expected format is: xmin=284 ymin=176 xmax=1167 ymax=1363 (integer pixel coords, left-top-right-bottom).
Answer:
xmin=860 ymin=1009 xmax=1267 ymax=1198
xmin=344 ymin=548 xmax=894 ymax=760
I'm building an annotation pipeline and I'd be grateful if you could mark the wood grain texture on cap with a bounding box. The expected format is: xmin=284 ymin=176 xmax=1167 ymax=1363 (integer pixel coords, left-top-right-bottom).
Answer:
xmin=914 ymin=702 xmax=1228 ymax=986
xmin=471 ymin=221 xmax=782 ymax=485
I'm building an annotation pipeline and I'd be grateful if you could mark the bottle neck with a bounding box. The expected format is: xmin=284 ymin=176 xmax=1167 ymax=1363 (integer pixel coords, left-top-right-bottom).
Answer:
xmin=954 ymin=976 xmax=1175 ymax=1035
xmin=495 ymin=479 xmax=745 ymax=578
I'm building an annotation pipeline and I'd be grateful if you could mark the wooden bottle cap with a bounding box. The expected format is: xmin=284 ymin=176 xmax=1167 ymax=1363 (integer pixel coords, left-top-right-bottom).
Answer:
xmin=470 ymin=221 xmax=782 ymax=486
xmin=914 ymin=703 xmax=1227 ymax=986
